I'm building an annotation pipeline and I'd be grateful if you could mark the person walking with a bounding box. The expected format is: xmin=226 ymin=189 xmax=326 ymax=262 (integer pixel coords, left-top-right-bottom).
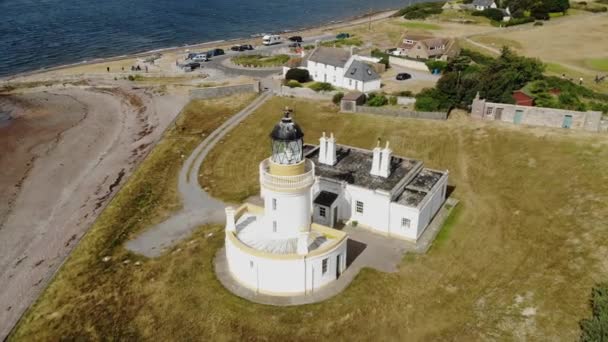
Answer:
xmin=107 ymin=66 xmax=110 ymax=72
xmin=579 ymin=77 xmax=583 ymax=85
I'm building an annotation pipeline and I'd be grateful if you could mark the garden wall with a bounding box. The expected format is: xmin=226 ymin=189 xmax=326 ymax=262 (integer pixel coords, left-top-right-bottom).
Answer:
xmin=388 ymin=57 xmax=429 ymax=71
xmin=189 ymin=82 xmax=260 ymax=100
xmin=354 ymin=105 xmax=447 ymax=120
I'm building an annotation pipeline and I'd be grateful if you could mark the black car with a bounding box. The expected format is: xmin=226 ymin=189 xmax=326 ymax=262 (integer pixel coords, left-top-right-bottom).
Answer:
xmin=396 ymin=73 xmax=412 ymax=81
xmin=230 ymin=45 xmax=241 ymax=52
xmin=206 ymin=48 xmax=225 ymax=57
xmin=240 ymin=44 xmax=254 ymax=51
xmin=185 ymin=62 xmax=201 ymax=71
xmin=288 ymin=36 xmax=303 ymax=42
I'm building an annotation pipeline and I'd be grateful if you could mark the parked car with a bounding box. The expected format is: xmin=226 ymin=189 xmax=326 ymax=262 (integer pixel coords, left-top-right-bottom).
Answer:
xmin=186 ymin=62 xmax=201 ymax=70
xmin=396 ymin=73 xmax=412 ymax=81
xmin=230 ymin=45 xmax=241 ymax=52
xmin=336 ymin=32 xmax=350 ymax=39
xmin=205 ymin=48 xmax=225 ymax=58
xmin=186 ymin=52 xmax=200 ymax=60
xmin=192 ymin=54 xmax=209 ymax=62
xmin=240 ymin=44 xmax=254 ymax=51
xmin=288 ymin=36 xmax=303 ymax=42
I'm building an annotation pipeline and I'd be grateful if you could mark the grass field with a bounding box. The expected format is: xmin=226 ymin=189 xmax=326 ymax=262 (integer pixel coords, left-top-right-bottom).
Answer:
xmin=398 ymin=20 xmax=441 ymax=30
xmin=12 ymin=96 xmax=608 ymax=340
xmin=585 ymin=58 xmax=608 ymax=72
xmin=231 ymin=54 xmax=290 ymax=67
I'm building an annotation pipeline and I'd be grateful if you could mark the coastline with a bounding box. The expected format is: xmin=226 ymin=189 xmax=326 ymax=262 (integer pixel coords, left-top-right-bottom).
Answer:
xmin=1 ymin=9 xmax=398 ymax=82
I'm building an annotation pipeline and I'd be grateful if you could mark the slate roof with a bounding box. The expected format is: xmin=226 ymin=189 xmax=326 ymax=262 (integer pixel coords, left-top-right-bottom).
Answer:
xmin=314 ymin=191 xmax=339 ymax=207
xmin=307 ymin=47 xmax=351 ymax=67
xmin=305 ymin=144 xmax=422 ymax=193
xmin=344 ymin=60 xmax=380 ymax=82
xmin=472 ymin=0 xmax=495 ymax=7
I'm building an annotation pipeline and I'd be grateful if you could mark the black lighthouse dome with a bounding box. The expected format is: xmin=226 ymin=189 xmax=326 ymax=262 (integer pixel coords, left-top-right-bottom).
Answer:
xmin=270 ymin=109 xmax=304 ymax=141
xmin=270 ymin=108 xmax=304 ymax=165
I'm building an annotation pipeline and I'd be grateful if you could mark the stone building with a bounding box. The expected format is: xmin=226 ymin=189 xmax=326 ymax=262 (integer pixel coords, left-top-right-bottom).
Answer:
xmin=471 ymin=93 xmax=602 ymax=132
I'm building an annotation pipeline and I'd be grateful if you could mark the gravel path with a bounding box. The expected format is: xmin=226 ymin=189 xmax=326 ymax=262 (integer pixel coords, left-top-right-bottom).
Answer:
xmin=125 ymin=92 xmax=272 ymax=257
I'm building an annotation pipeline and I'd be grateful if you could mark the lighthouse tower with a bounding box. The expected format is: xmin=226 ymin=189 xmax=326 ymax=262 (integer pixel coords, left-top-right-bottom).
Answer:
xmin=260 ymin=108 xmax=314 ymax=239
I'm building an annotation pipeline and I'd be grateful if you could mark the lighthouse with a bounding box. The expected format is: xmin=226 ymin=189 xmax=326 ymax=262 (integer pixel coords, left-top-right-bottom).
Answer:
xmin=261 ymin=109 xmax=313 ymax=239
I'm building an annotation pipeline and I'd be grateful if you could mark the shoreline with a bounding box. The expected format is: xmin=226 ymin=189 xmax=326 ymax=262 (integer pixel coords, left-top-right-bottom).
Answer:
xmin=1 ymin=8 xmax=398 ymax=82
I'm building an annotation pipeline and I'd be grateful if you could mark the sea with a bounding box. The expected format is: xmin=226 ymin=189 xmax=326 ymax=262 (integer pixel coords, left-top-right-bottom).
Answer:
xmin=0 ymin=0 xmax=415 ymax=77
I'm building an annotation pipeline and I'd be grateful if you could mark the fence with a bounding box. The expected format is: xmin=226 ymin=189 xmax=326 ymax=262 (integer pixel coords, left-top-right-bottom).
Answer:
xmin=189 ymin=82 xmax=260 ymax=100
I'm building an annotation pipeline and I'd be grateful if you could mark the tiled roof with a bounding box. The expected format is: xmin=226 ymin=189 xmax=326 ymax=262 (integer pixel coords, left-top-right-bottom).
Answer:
xmin=307 ymin=47 xmax=351 ymax=67
xmin=344 ymin=60 xmax=380 ymax=82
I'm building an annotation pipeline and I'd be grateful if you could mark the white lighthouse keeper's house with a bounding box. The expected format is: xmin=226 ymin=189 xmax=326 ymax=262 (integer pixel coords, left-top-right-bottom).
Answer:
xmin=224 ymin=110 xmax=348 ymax=296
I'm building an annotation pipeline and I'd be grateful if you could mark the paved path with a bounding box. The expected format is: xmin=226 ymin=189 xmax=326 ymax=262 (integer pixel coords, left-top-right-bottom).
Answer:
xmin=125 ymin=92 xmax=272 ymax=257
xmin=214 ymin=197 xmax=459 ymax=305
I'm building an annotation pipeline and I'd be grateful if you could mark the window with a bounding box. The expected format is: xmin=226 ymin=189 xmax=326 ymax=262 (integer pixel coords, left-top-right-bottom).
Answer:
xmin=273 ymin=221 xmax=277 ymax=232
xmin=401 ymin=218 xmax=411 ymax=229
xmin=250 ymin=261 xmax=254 ymax=268
xmin=319 ymin=207 xmax=326 ymax=217
xmin=272 ymin=198 xmax=277 ymax=210
xmin=486 ymin=107 xmax=494 ymax=116
xmin=349 ymin=79 xmax=352 ymax=86
xmin=334 ymin=66 xmax=337 ymax=71
xmin=355 ymin=201 xmax=364 ymax=214
xmin=322 ymin=258 xmax=328 ymax=275
xmin=333 ymin=75 xmax=336 ymax=83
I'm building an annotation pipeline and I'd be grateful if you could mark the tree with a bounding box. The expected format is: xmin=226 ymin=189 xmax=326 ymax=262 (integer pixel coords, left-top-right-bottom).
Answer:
xmin=332 ymin=92 xmax=344 ymax=105
xmin=482 ymin=8 xmax=507 ymax=21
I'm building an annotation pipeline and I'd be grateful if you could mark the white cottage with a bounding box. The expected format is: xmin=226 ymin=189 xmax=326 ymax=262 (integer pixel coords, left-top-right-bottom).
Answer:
xmin=224 ymin=109 xmax=448 ymax=297
xmin=306 ymin=47 xmax=381 ymax=93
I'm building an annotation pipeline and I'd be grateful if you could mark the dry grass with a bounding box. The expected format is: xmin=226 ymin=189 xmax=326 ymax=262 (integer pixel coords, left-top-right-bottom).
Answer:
xmin=10 ymin=87 xmax=608 ymax=340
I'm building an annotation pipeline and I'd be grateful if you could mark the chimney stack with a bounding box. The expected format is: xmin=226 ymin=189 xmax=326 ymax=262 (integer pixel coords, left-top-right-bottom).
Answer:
xmin=379 ymin=141 xmax=392 ymax=178
xmin=225 ymin=207 xmax=236 ymax=232
xmin=325 ymin=133 xmax=337 ymax=165
xmin=318 ymin=132 xmax=327 ymax=164
xmin=370 ymin=139 xmax=382 ymax=176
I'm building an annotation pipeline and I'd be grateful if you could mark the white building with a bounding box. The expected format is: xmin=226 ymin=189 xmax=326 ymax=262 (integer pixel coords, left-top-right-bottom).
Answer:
xmin=472 ymin=0 xmax=497 ymax=11
xmin=224 ymin=109 xmax=448 ymax=296
xmin=305 ymin=47 xmax=382 ymax=93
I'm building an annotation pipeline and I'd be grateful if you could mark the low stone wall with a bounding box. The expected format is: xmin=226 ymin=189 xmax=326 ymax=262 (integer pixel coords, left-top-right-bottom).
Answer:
xmin=354 ymin=105 xmax=447 ymax=120
xmin=388 ymin=56 xmax=429 ymax=72
xmin=190 ymin=82 xmax=260 ymax=100
xmin=278 ymin=86 xmax=335 ymax=100
xmin=396 ymin=96 xmax=416 ymax=106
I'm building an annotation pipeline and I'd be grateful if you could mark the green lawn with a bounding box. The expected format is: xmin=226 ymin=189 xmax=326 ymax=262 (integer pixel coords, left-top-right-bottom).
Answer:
xmin=585 ymin=58 xmax=608 ymax=71
xmin=12 ymin=96 xmax=608 ymax=340
xmin=231 ymin=54 xmax=290 ymax=67
xmin=320 ymin=37 xmax=364 ymax=47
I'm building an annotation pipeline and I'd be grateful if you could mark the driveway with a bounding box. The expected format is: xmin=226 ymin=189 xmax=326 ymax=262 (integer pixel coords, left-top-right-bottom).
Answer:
xmin=382 ymin=65 xmax=440 ymax=94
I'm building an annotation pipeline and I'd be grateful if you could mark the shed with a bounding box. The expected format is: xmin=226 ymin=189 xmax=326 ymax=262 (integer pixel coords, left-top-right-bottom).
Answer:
xmin=340 ymin=91 xmax=366 ymax=113
xmin=512 ymin=90 xmax=534 ymax=107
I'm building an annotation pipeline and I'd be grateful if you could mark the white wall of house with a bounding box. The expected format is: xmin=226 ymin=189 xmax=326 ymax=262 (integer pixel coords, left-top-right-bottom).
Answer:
xmin=306 ymin=58 xmax=381 ymax=93
xmin=225 ymin=233 xmax=347 ymax=295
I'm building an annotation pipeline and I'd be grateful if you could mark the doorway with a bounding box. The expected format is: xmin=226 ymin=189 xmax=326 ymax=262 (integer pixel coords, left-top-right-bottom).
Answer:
xmin=336 ymin=254 xmax=341 ymax=278
xmin=562 ymin=115 xmax=573 ymax=129
xmin=513 ymin=110 xmax=523 ymax=124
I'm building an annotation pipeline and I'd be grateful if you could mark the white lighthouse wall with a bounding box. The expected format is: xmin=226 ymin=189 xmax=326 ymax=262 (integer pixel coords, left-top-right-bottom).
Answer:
xmin=226 ymin=234 xmax=347 ymax=295
xmin=263 ymin=188 xmax=312 ymax=236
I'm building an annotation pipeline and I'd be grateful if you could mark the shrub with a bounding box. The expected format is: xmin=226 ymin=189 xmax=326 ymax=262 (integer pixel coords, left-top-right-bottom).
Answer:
xmin=415 ymin=88 xmax=451 ymax=111
xmin=392 ymin=90 xmax=414 ymax=97
xmin=580 ymin=283 xmax=608 ymax=341
xmin=481 ymin=8 xmax=507 ymax=21
xmin=388 ymin=96 xmax=398 ymax=106
xmin=332 ymin=92 xmax=344 ymax=105
xmin=371 ymin=49 xmax=390 ymax=68
xmin=460 ymin=48 xmax=494 ymax=65
xmin=309 ymin=82 xmax=334 ymax=92
xmin=534 ymin=21 xmax=544 ymax=26
xmin=366 ymin=93 xmax=389 ymax=107
xmin=286 ymin=80 xmax=302 ymax=88
xmin=396 ymin=2 xmax=443 ymax=19
xmin=504 ymin=17 xmax=535 ymax=26
xmin=285 ymin=68 xmax=310 ymax=83
xmin=426 ymin=60 xmax=448 ymax=73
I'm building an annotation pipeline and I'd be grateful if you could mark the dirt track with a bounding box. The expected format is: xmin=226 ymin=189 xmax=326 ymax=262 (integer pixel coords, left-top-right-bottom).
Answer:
xmin=0 ymin=86 xmax=187 ymax=339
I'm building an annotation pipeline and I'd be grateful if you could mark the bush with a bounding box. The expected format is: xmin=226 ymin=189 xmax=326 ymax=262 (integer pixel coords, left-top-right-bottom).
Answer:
xmin=415 ymin=88 xmax=450 ymax=111
xmin=371 ymin=49 xmax=390 ymax=68
xmin=388 ymin=96 xmax=398 ymax=106
xmin=286 ymin=80 xmax=302 ymax=88
xmin=580 ymin=283 xmax=608 ymax=341
xmin=480 ymin=8 xmax=507 ymax=21
xmin=366 ymin=93 xmax=389 ymax=107
xmin=396 ymin=2 xmax=443 ymax=19
xmin=309 ymin=82 xmax=334 ymax=92
xmin=460 ymin=48 xmax=494 ymax=65
xmin=392 ymin=90 xmax=414 ymax=97
xmin=285 ymin=68 xmax=310 ymax=83
xmin=426 ymin=60 xmax=448 ymax=73
xmin=504 ymin=17 xmax=535 ymax=26
xmin=534 ymin=21 xmax=544 ymax=26
xmin=332 ymin=92 xmax=344 ymax=105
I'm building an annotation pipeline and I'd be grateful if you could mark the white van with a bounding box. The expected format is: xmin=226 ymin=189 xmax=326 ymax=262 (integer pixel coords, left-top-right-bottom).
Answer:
xmin=262 ymin=34 xmax=282 ymax=46
xmin=192 ymin=54 xmax=209 ymax=62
